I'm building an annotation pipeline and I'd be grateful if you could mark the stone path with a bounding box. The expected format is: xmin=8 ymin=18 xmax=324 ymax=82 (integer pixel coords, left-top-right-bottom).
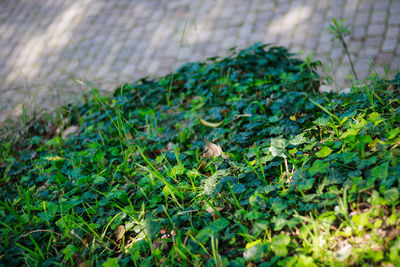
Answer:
xmin=0 ymin=0 xmax=399 ymax=121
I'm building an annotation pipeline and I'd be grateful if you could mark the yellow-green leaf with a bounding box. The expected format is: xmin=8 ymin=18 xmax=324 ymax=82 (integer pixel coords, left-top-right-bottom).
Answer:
xmin=200 ymin=118 xmax=223 ymax=128
xmin=44 ymin=156 xmax=65 ymax=161
xmin=315 ymin=146 xmax=332 ymax=158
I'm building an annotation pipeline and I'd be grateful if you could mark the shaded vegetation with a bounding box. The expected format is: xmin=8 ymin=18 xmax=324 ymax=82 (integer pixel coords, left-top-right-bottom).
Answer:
xmin=1 ymin=43 xmax=400 ymax=266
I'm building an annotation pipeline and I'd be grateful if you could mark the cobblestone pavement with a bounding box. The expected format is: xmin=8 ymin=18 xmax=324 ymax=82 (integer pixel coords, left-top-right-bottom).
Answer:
xmin=0 ymin=0 xmax=399 ymax=121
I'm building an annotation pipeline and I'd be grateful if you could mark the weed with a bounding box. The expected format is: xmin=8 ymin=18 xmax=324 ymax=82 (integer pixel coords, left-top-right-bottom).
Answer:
xmin=0 ymin=43 xmax=399 ymax=266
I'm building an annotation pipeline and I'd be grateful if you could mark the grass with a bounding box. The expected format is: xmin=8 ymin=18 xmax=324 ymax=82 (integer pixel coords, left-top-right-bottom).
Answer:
xmin=1 ymin=43 xmax=400 ymax=266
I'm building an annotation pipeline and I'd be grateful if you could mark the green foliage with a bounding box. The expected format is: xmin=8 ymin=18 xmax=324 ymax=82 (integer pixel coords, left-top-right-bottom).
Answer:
xmin=1 ymin=43 xmax=400 ymax=266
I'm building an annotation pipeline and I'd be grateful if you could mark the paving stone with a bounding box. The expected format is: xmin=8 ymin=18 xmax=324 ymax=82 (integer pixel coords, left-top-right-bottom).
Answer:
xmin=389 ymin=1 xmax=400 ymax=12
xmin=345 ymin=0 xmax=359 ymax=9
xmin=376 ymin=52 xmax=395 ymax=65
xmin=0 ymin=0 xmax=398 ymax=118
xmin=373 ymin=0 xmax=390 ymax=12
xmin=335 ymin=64 xmax=353 ymax=84
xmin=354 ymin=12 xmax=370 ymax=26
xmin=358 ymin=0 xmax=373 ymax=12
xmin=391 ymin=56 xmax=400 ymax=72
xmin=331 ymin=47 xmax=344 ymax=59
xmin=388 ymin=14 xmax=400 ymax=25
xmin=348 ymin=40 xmax=363 ymax=54
xmin=352 ymin=26 xmax=367 ymax=40
xmin=221 ymin=35 xmax=238 ymax=50
xmin=365 ymin=36 xmax=383 ymax=48
xmin=381 ymin=39 xmax=397 ymax=52
xmin=364 ymin=47 xmax=379 ymax=58
xmin=303 ymin=37 xmax=319 ymax=51
xmin=370 ymin=11 xmax=388 ymax=24
xmin=354 ymin=57 xmax=371 ymax=77
xmin=367 ymin=24 xmax=386 ymax=36
xmin=386 ymin=26 xmax=400 ymax=38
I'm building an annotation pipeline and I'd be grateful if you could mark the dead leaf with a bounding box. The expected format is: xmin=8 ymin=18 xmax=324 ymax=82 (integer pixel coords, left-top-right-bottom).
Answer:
xmin=203 ymin=140 xmax=228 ymax=159
xmin=78 ymin=261 xmax=90 ymax=267
xmin=153 ymin=240 xmax=168 ymax=250
xmin=200 ymin=118 xmax=223 ymax=128
xmin=289 ymin=112 xmax=307 ymax=121
xmin=161 ymin=142 xmax=174 ymax=153
xmin=388 ymin=84 xmax=395 ymax=91
xmin=266 ymin=94 xmax=274 ymax=107
xmin=126 ymin=132 xmax=133 ymax=141
xmin=160 ymin=228 xmax=167 ymax=235
xmin=385 ymin=228 xmax=400 ymax=247
xmin=113 ymin=225 xmax=126 ymax=241
xmin=205 ymin=202 xmax=224 ymax=221
xmin=170 ymin=229 xmax=176 ymax=236
xmin=205 ymin=203 xmax=223 ymax=213
xmin=62 ymin=125 xmax=79 ymax=139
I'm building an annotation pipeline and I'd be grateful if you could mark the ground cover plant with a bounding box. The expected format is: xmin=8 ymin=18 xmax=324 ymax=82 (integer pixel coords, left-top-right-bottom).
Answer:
xmin=1 ymin=43 xmax=400 ymax=266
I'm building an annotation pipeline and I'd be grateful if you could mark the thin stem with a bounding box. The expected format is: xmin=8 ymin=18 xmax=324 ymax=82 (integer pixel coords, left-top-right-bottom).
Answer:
xmin=339 ymin=33 xmax=359 ymax=81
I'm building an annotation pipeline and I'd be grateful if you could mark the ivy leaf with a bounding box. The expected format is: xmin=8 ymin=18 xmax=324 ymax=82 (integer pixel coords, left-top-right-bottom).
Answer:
xmin=371 ymin=162 xmax=389 ymax=179
xmin=325 ymin=168 xmax=344 ymax=185
xmin=244 ymin=240 xmax=264 ymax=262
xmin=271 ymin=215 xmax=287 ymax=231
xmin=209 ymin=218 xmax=229 ymax=232
xmin=384 ymin=188 xmax=399 ymax=204
xmin=296 ymin=255 xmax=317 ymax=267
xmin=249 ymin=194 xmax=266 ymax=209
xmin=93 ymin=175 xmax=107 ymax=185
xmin=315 ymin=146 xmax=332 ymax=158
xmin=231 ymin=183 xmax=246 ymax=193
xmin=269 ymin=138 xmax=288 ymax=158
xmin=308 ymin=160 xmax=329 ymax=176
xmin=252 ymin=220 xmax=270 ymax=236
xmin=195 ymin=227 xmax=213 ymax=243
xmin=289 ymin=133 xmax=308 ymax=146
xmin=352 ymin=211 xmax=370 ymax=227
xmin=143 ymin=218 xmax=161 ymax=239
xmin=313 ymin=117 xmax=330 ymax=126
xmin=103 ymin=257 xmax=120 ymax=267
xmin=271 ymin=234 xmax=290 ymax=257
xmin=204 ymin=176 xmax=221 ymax=197
xmin=62 ymin=244 xmax=79 ymax=260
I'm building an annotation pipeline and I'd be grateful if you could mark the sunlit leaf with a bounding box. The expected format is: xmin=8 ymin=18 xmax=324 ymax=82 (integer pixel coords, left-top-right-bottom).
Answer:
xmin=315 ymin=146 xmax=332 ymax=158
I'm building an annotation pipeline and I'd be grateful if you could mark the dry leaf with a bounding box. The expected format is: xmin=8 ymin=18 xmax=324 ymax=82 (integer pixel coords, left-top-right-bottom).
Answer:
xmin=200 ymin=118 xmax=223 ymax=128
xmin=113 ymin=225 xmax=126 ymax=241
xmin=266 ymin=94 xmax=274 ymax=107
xmin=205 ymin=202 xmax=223 ymax=220
xmin=203 ymin=140 xmax=228 ymax=159
xmin=205 ymin=203 xmax=223 ymax=213
xmin=62 ymin=125 xmax=79 ymax=139
xmin=385 ymin=228 xmax=400 ymax=247
xmin=388 ymin=84 xmax=395 ymax=91
xmin=153 ymin=240 xmax=167 ymax=250
xmin=78 ymin=261 xmax=90 ymax=267
xmin=161 ymin=142 xmax=174 ymax=153
xmin=126 ymin=132 xmax=133 ymax=141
